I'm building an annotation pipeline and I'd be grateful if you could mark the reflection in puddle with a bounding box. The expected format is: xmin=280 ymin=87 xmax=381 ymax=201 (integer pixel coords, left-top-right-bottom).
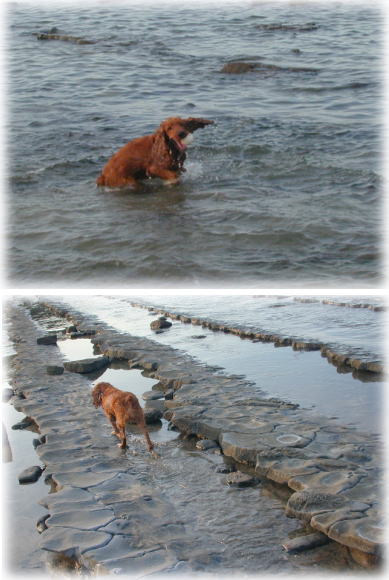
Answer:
xmin=57 ymin=337 xmax=99 ymax=361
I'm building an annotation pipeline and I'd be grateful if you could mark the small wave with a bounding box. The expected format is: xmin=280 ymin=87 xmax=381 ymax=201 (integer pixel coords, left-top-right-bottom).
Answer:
xmin=289 ymin=82 xmax=372 ymax=93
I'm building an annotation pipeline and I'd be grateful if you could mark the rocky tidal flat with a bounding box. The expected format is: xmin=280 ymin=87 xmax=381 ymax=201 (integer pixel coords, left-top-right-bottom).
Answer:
xmin=3 ymin=301 xmax=385 ymax=575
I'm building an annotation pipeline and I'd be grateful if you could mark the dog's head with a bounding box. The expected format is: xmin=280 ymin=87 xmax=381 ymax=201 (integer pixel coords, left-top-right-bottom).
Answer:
xmin=92 ymin=382 xmax=110 ymax=407
xmin=159 ymin=117 xmax=214 ymax=153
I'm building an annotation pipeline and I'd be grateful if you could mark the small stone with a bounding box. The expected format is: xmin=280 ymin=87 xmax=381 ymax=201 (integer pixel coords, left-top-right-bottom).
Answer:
xmin=282 ymin=532 xmax=330 ymax=553
xmin=225 ymin=471 xmax=257 ymax=487
xmin=142 ymin=390 xmax=164 ymax=401
xmin=18 ymin=465 xmax=43 ymax=484
xmin=196 ymin=439 xmax=219 ymax=451
xmin=37 ymin=513 xmax=50 ymax=533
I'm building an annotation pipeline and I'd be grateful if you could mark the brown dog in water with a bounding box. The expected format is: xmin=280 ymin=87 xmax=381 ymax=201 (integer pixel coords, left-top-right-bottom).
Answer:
xmin=92 ymin=381 xmax=154 ymax=452
xmin=96 ymin=116 xmax=214 ymax=187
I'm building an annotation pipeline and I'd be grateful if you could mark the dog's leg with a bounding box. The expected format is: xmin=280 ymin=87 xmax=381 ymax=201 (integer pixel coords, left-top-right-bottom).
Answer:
xmin=107 ymin=413 xmax=119 ymax=436
xmin=117 ymin=422 xmax=127 ymax=449
xmin=148 ymin=167 xmax=180 ymax=185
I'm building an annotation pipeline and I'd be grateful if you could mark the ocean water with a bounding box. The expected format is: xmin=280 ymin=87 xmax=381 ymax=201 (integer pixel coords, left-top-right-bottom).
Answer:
xmin=7 ymin=0 xmax=383 ymax=287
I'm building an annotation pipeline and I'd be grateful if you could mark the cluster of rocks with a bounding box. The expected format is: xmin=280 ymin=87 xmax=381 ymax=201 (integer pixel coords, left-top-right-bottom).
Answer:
xmin=6 ymin=300 xmax=385 ymax=572
xmin=131 ymin=302 xmax=384 ymax=376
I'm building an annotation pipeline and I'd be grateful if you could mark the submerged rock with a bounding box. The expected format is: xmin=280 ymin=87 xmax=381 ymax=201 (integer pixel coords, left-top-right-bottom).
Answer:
xmin=34 ymin=31 xmax=96 ymax=44
xmin=46 ymin=365 xmax=64 ymax=375
xmin=225 ymin=471 xmax=257 ymax=487
xmin=220 ymin=60 xmax=318 ymax=75
xmin=282 ymin=532 xmax=330 ymax=553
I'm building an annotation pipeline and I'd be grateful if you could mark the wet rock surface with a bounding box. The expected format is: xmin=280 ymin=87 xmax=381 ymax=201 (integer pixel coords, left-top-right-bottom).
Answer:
xmin=5 ymin=301 xmax=384 ymax=572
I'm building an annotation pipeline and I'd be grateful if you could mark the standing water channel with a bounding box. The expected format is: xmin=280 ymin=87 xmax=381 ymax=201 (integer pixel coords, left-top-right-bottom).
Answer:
xmin=4 ymin=297 xmax=383 ymax=575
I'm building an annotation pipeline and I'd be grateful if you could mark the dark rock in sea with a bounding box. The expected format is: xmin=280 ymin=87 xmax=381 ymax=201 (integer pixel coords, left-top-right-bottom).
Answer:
xmin=37 ymin=334 xmax=57 ymax=346
xmin=46 ymin=365 xmax=64 ymax=375
xmin=221 ymin=61 xmax=258 ymax=74
xmin=12 ymin=417 xmax=35 ymax=430
xmin=63 ymin=356 xmax=109 ymax=374
xmin=18 ymin=465 xmax=43 ymax=484
xmin=150 ymin=317 xmax=172 ymax=330
xmin=191 ymin=335 xmax=207 ymax=340
xmin=35 ymin=32 xmax=96 ymax=44
xmin=221 ymin=60 xmax=319 ymax=76
xmin=2 ymin=388 xmax=14 ymax=402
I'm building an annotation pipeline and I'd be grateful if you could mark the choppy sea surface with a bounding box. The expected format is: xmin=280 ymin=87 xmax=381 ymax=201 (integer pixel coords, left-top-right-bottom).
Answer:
xmin=7 ymin=1 xmax=383 ymax=287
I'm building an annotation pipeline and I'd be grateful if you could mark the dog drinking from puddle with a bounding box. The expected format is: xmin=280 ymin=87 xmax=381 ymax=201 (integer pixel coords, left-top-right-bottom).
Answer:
xmin=96 ymin=117 xmax=214 ymax=188
xmin=92 ymin=382 xmax=155 ymax=454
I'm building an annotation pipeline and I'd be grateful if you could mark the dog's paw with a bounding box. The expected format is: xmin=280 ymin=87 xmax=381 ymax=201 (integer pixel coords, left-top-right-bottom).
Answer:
xmin=150 ymin=450 xmax=159 ymax=459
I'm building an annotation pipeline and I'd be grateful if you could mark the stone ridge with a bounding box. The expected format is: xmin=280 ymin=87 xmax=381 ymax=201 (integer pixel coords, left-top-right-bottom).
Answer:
xmin=37 ymin=300 xmax=384 ymax=567
xmin=129 ymin=302 xmax=384 ymax=375
xmin=5 ymin=304 xmax=192 ymax=575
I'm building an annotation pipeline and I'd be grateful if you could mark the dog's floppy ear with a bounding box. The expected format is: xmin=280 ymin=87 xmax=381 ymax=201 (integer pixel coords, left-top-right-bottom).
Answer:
xmin=181 ymin=118 xmax=214 ymax=132
xmin=92 ymin=385 xmax=103 ymax=408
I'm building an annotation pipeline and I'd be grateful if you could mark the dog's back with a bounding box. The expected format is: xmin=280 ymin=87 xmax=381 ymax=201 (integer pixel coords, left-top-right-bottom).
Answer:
xmin=92 ymin=382 xmax=153 ymax=451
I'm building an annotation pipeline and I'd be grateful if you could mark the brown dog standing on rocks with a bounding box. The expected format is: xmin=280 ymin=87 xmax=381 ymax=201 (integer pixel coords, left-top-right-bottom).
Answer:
xmin=92 ymin=382 xmax=154 ymax=453
xmin=96 ymin=116 xmax=214 ymax=187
